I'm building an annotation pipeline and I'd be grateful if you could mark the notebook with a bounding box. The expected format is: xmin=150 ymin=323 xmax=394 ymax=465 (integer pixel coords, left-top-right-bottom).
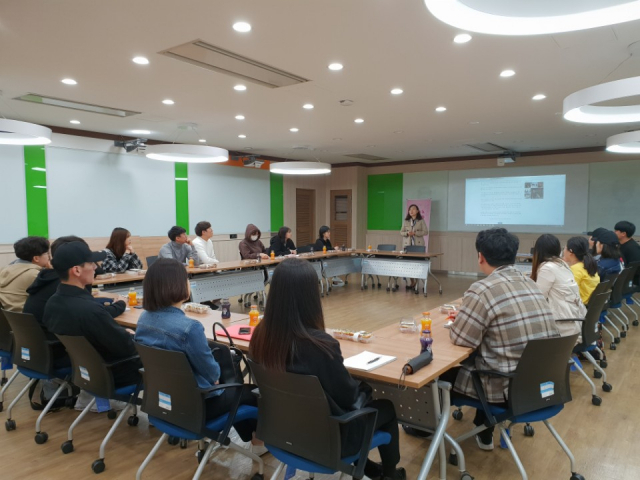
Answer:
xmin=214 ymin=324 xmax=254 ymax=341
xmin=343 ymin=351 xmax=397 ymax=371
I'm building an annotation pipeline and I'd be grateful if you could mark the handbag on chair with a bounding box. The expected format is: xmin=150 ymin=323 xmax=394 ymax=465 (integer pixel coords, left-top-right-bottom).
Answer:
xmin=210 ymin=322 xmax=252 ymax=384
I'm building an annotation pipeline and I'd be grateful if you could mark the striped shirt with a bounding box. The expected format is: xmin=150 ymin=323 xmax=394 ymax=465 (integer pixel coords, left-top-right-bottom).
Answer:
xmin=449 ymin=265 xmax=559 ymax=403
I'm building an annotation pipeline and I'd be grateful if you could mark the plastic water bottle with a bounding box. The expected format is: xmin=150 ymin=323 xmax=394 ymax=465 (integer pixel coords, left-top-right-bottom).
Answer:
xmin=221 ymin=298 xmax=231 ymax=319
xmin=420 ymin=330 xmax=433 ymax=354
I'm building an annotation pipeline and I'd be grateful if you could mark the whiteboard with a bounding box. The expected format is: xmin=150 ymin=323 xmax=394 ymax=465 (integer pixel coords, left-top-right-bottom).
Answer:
xmin=188 ymin=163 xmax=270 ymax=235
xmin=403 ymin=170 xmax=449 ymax=231
xmin=0 ymin=146 xmax=28 ymax=243
xmin=46 ymin=147 xmax=176 ymax=238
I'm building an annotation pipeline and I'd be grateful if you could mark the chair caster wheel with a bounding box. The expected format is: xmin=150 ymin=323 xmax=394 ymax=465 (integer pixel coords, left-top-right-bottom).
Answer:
xmin=414 ymin=289 xmax=419 ymax=295
xmin=524 ymin=424 xmax=535 ymax=436
xmin=594 ymin=370 xmax=602 ymax=379
xmin=600 ymin=360 xmax=608 ymax=368
xmin=107 ymin=409 xmax=117 ymax=420
xmin=61 ymin=440 xmax=74 ymax=454
xmin=320 ymin=293 xmax=324 ymax=298
xmin=621 ymin=331 xmax=627 ymax=338
xmin=602 ymin=382 xmax=613 ymax=392
xmin=167 ymin=436 xmax=180 ymax=446
xmin=439 ymin=289 xmax=443 ymax=295
xmin=452 ymin=409 xmax=463 ymax=421
xmin=633 ymin=320 xmax=639 ymax=326
xmin=570 ymin=473 xmax=585 ymax=480
xmin=386 ymin=288 xmax=390 ymax=292
xmin=614 ymin=337 xmax=621 ymax=343
xmin=591 ymin=395 xmax=602 ymax=406
xmin=610 ymin=343 xmax=617 ymax=350
xmin=377 ymin=283 xmax=381 ymax=288
xmin=251 ymin=474 xmax=265 ymax=480
xmin=0 ymin=377 xmax=7 ymax=386
xmin=244 ymin=302 xmax=251 ymax=308
xmin=449 ymin=452 xmax=458 ymax=466
xmin=127 ymin=415 xmax=139 ymax=426
xmin=0 ymin=401 xmax=3 ymax=412
xmin=237 ymin=298 xmax=243 ymax=303
xmin=180 ymin=439 xmax=188 ymax=449
xmin=5 ymin=419 xmax=16 ymax=431
xmin=92 ymin=459 xmax=105 ymax=474
xmin=196 ymin=449 xmax=206 ymax=464
xmin=460 ymin=473 xmax=474 ymax=480
xmin=344 ymin=281 xmax=348 ymax=285
xmin=35 ymin=432 xmax=48 ymax=444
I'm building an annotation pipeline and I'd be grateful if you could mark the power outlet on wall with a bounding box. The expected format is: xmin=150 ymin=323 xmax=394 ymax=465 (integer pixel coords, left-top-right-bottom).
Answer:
xmin=230 ymin=234 xmax=237 ymax=239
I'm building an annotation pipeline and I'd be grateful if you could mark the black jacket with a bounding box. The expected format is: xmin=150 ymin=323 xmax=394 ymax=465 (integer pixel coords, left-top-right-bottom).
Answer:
xmin=314 ymin=238 xmax=334 ymax=251
xmin=269 ymin=236 xmax=296 ymax=256
xmin=43 ymin=283 xmax=140 ymax=386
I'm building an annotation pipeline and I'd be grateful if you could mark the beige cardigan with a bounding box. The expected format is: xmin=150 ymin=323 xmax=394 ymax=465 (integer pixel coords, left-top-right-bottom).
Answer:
xmin=400 ymin=218 xmax=428 ymax=247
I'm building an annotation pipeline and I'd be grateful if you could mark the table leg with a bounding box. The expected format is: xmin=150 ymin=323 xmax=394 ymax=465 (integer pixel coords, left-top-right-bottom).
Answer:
xmin=428 ymin=260 xmax=443 ymax=294
xmin=416 ymin=379 xmax=452 ymax=480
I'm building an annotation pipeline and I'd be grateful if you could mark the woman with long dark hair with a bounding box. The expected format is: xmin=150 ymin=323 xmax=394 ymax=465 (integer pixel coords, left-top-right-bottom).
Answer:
xmin=531 ymin=234 xmax=584 ymax=337
xmin=102 ymin=227 xmax=143 ymax=273
xmin=249 ymin=258 xmax=405 ymax=480
xmin=269 ymin=226 xmax=297 ymax=256
xmin=563 ymin=236 xmax=600 ymax=304
xmin=400 ymin=204 xmax=428 ymax=248
xmin=594 ymin=230 xmax=622 ymax=282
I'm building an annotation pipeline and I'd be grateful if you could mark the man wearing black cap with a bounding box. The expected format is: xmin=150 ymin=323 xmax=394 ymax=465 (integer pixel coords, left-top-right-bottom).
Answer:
xmin=43 ymin=242 xmax=141 ymax=386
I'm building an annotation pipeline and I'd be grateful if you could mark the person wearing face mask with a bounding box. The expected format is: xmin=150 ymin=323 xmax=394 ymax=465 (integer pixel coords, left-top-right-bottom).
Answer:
xmin=239 ymin=224 xmax=269 ymax=260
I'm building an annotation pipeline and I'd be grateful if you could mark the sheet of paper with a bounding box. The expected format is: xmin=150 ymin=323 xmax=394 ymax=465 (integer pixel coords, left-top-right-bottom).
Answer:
xmin=343 ymin=350 xmax=397 ymax=371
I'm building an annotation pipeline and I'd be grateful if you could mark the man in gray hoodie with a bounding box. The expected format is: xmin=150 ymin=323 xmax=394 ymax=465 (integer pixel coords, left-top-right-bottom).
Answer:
xmin=158 ymin=226 xmax=199 ymax=266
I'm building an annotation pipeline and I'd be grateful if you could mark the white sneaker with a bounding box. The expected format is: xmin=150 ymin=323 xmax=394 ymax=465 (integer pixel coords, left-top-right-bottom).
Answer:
xmin=475 ymin=434 xmax=494 ymax=451
xmin=250 ymin=444 xmax=269 ymax=456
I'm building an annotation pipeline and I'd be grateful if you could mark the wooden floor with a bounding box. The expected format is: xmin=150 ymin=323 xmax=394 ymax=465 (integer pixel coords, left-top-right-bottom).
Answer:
xmin=2 ymin=273 xmax=639 ymax=480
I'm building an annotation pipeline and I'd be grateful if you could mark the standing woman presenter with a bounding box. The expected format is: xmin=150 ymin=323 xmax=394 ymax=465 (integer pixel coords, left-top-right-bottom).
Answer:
xmin=400 ymin=204 xmax=428 ymax=288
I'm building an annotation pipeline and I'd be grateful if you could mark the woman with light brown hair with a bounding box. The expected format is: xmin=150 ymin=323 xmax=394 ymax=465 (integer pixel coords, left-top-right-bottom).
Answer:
xmin=102 ymin=227 xmax=143 ymax=273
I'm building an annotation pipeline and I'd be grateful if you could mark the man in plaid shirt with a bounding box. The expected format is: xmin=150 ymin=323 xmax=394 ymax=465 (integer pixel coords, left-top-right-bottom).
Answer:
xmin=448 ymin=228 xmax=558 ymax=451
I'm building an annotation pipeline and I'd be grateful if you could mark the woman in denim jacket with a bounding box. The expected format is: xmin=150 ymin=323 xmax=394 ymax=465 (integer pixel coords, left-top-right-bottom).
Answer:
xmin=134 ymin=258 xmax=264 ymax=451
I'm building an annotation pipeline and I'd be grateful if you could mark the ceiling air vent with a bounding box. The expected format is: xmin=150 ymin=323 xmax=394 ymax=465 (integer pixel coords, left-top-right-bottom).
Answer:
xmin=160 ymin=40 xmax=310 ymax=88
xmin=344 ymin=153 xmax=389 ymax=161
xmin=14 ymin=94 xmax=140 ymax=117
xmin=464 ymin=142 xmax=507 ymax=153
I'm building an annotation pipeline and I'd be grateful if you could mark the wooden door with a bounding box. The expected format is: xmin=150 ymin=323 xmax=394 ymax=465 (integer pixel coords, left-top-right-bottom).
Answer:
xmin=330 ymin=190 xmax=352 ymax=248
xmin=296 ymin=189 xmax=315 ymax=247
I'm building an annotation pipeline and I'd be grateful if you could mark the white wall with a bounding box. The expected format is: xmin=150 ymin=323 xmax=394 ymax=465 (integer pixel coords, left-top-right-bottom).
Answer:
xmin=588 ymin=159 xmax=640 ymax=231
xmin=403 ymin=170 xmax=449 ymax=231
xmin=0 ymin=145 xmax=28 ymax=243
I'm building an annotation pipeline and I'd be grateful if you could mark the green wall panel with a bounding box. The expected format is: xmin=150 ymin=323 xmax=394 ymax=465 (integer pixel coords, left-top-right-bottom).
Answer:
xmin=175 ymin=162 xmax=189 ymax=232
xmin=24 ymin=146 xmax=49 ymax=237
xmin=367 ymin=173 xmax=403 ymax=230
xmin=270 ymin=173 xmax=284 ymax=232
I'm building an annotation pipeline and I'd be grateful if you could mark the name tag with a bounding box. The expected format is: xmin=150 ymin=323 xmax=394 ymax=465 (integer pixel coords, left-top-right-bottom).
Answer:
xmin=21 ymin=347 xmax=30 ymax=361
xmin=79 ymin=366 xmax=90 ymax=382
xmin=540 ymin=381 xmax=554 ymax=399
xmin=159 ymin=392 xmax=172 ymax=411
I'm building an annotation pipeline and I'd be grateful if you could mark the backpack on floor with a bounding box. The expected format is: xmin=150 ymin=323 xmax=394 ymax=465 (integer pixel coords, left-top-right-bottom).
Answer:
xmin=28 ymin=379 xmax=79 ymax=411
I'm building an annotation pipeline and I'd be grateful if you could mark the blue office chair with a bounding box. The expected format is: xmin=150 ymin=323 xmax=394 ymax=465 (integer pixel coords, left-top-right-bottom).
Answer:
xmin=56 ymin=334 xmax=143 ymax=473
xmin=249 ymin=359 xmax=391 ymax=480
xmin=0 ymin=309 xmax=20 ymax=412
xmin=449 ymin=334 xmax=585 ymax=480
xmin=134 ymin=343 xmax=264 ymax=480
xmin=2 ymin=310 xmax=73 ymax=444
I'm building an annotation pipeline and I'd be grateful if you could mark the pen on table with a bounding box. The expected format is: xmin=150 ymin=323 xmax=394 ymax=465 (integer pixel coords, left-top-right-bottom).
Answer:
xmin=367 ymin=356 xmax=381 ymax=364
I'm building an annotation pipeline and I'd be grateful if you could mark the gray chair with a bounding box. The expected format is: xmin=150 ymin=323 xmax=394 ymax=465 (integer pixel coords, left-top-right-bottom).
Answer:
xmin=363 ymin=244 xmax=398 ymax=291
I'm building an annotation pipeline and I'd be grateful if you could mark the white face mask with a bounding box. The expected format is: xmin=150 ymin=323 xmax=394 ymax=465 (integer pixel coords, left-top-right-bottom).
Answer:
xmin=250 ymin=235 xmax=258 ymax=241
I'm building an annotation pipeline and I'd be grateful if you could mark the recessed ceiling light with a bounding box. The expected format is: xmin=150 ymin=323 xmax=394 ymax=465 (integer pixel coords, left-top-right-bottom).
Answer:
xmin=532 ymin=94 xmax=546 ymax=101
xmin=233 ymin=22 xmax=252 ymax=33
xmin=435 ymin=106 xmax=447 ymax=112
xmin=235 ymin=115 xmax=245 ymax=120
xmin=453 ymin=33 xmax=472 ymax=44
xmin=328 ymin=63 xmax=344 ymax=71
xmin=354 ymin=118 xmax=364 ymax=123
xmin=290 ymin=128 xmax=299 ymax=132
xmin=303 ymin=103 xmax=314 ymax=110
xmin=132 ymin=130 xmax=151 ymax=135
xmin=162 ymin=99 xmax=175 ymax=105
xmin=234 ymin=84 xmax=247 ymax=91
xmin=199 ymin=139 xmax=206 ymax=143
xmin=500 ymin=69 xmax=516 ymax=77
xmin=238 ymin=134 xmax=247 ymax=138
xmin=391 ymin=88 xmax=404 ymax=95
xmin=132 ymin=57 xmax=149 ymax=65
xmin=70 ymin=120 xmax=81 ymax=125
xmin=61 ymin=78 xmax=77 ymax=85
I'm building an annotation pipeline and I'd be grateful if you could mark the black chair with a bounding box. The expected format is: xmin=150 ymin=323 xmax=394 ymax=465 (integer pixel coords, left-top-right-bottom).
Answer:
xmin=606 ymin=267 xmax=634 ymax=336
xmin=56 ymin=334 xmax=142 ymax=473
xmin=249 ymin=360 xmax=391 ymax=480
xmin=621 ymin=263 xmax=640 ymax=326
xmin=363 ymin=244 xmax=398 ymax=291
xmin=403 ymin=245 xmax=426 ymax=294
xmin=584 ymin=280 xmax=611 ymax=367
xmin=145 ymin=256 xmax=158 ymax=268
xmin=297 ymin=244 xmax=314 ymax=254
xmin=598 ymin=273 xmax=621 ymax=349
xmin=0 ymin=309 xmax=20 ymax=412
xmin=450 ymin=334 xmax=585 ymax=480
xmin=2 ymin=310 xmax=72 ymax=444
xmin=134 ymin=343 xmax=263 ymax=480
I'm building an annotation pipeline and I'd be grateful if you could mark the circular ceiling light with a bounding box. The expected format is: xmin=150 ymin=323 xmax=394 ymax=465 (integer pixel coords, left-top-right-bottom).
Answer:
xmin=391 ymin=88 xmax=404 ymax=95
xmin=354 ymin=118 xmax=364 ymax=123
xmin=435 ymin=106 xmax=447 ymax=112
xmin=234 ymin=84 xmax=247 ymax=91
xmin=162 ymin=99 xmax=175 ymax=105
xmin=132 ymin=57 xmax=149 ymax=65
xmin=328 ymin=63 xmax=343 ymax=71
xmin=532 ymin=94 xmax=547 ymax=101
xmin=270 ymin=161 xmax=331 ymax=175
xmin=423 ymin=0 xmax=640 ymax=36
xmin=563 ymin=76 xmax=640 ymax=124
xmin=0 ymin=119 xmax=52 ymax=145
xmin=61 ymin=78 xmax=77 ymax=85
xmin=500 ymin=69 xmax=516 ymax=77
xmin=235 ymin=115 xmax=245 ymax=120
xmin=233 ymin=22 xmax=252 ymax=32
xmin=606 ymin=131 xmax=640 ymax=153
xmin=453 ymin=33 xmax=472 ymax=44
xmin=303 ymin=103 xmax=314 ymax=109
xmin=146 ymin=144 xmax=228 ymax=163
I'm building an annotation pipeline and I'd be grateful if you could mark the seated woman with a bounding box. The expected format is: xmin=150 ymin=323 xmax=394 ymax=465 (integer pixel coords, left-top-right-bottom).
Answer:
xmin=269 ymin=226 xmax=297 ymax=256
xmin=595 ymin=230 xmax=622 ymax=282
xmin=102 ymin=228 xmax=143 ymax=273
xmin=314 ymin=225 xmax=334 ymax=251
xmin=249 ymin=258 xmax=405 ymax=480
xmin=239 ymin=224 xmax=269 ymax=260
xmin=531 ymin=234 xmax=585 ymax=338
xmin=563 ymin=236 xmax=600 ymax=305
xmin=134 ymin=258 xmax=263 ymax=452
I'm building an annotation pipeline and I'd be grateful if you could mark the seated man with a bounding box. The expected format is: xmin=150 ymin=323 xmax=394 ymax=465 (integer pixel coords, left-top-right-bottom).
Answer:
xmin=159 ymin=226 xmax=199 ymax=266
xmin=614 ymin=221 xmax=640 ymax=283
xmin=447 ymin=228 xmax=559 ymax=451
xmin=192 ymin=221 xmax=219 ymax=264
xmin=0 ymin=236 xmax=51 ymax=312
xmin=44 ymin=242 xmax=141 ymax=387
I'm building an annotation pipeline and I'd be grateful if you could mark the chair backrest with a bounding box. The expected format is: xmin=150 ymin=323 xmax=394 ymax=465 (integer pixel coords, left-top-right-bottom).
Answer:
xmin=0 ymin=309 xmax=13 ymax=353
xmin=377 ymin=244 xmax=396 ymax=251
xmin=600 ymin=273 xmax=619 ymax=311
xmin=297 ymin=244 xmax=314 ymax=254
xmin=56 ymin=334 xmax=116 ymax=398
xmin=586 ymin=279 xmax=610 ymax=305
xmin=3 ymin=310 xmax=54 ymax=375
xmin=146 ymin=256 xmax=158 ymax=268
xmin=508 ymin=334 xmax=579 ymax=417
xmin=623 ymin=263 xmax=640 ymax=294
xmin=249 ymin=360 xmax=341 ymax=469
xmin=135 ymin=342 xmax=206 ymax=434
xmin=584 ymin=291 xmax=611 ymax=345
xmin=610 ymin=268 xmax=632 ymax=305
xmin=404 ymin=245 xmax=426 ymax=253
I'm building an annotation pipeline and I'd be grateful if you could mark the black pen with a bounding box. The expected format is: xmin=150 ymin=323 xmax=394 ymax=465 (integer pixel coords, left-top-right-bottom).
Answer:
xmin=367 ymin=356 xmax=381 ymax=364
